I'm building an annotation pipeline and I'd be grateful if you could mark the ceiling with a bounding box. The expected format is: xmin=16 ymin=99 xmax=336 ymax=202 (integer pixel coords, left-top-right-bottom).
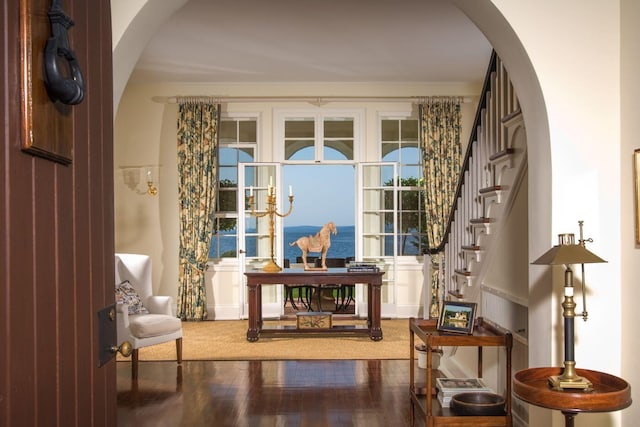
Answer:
xmin=129 ymin=0 xmax=493 ymax=86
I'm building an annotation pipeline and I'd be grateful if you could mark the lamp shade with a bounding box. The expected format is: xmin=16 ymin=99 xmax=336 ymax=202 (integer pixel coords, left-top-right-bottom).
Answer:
xmin=532 ymin=233 xmax=607 ymax=265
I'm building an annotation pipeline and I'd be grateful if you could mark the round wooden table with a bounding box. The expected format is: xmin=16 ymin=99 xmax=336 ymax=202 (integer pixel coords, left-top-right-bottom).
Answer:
xmin=513 ymin=367 xmax=631 ymax=427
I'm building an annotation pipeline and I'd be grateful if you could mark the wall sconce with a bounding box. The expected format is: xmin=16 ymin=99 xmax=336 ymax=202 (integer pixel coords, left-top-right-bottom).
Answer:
xmin=120 ymin=166 xmax=159 ymax=196
xmin=532 ymin=221 xmax=606 ymax=391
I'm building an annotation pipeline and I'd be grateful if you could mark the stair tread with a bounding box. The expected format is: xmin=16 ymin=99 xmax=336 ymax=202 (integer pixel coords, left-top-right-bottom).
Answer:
xmin=489 ymin=147 xmax=515 ymax=162
xmin=469 ymin=217 xmax=492 ymax=224
xmin=479 ymin=185 xmax=503 ymax=194
xmin=454 ymin=269 xmax=472 ymax=276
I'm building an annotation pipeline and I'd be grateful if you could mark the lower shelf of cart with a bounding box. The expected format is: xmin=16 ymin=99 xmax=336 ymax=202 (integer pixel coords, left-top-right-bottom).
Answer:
xmin=411 ymin=393 xmax=510 ymax=426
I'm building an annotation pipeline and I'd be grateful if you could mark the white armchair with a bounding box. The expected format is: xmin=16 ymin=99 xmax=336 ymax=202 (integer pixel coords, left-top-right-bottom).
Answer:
xmin=115 ymin=253 xmax=182 ymax=379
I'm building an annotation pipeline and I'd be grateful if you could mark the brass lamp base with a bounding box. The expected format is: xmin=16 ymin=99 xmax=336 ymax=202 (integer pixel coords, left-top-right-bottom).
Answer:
xmin=262 ymin=259 xmax=282 ymax=272
xmin=548 ymin=362 xmax=593 ymax=391
xmin=548 ymin=375 xmax=593 ymax=391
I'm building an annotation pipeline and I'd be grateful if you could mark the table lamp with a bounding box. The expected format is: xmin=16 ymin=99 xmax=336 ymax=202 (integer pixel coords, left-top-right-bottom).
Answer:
xmin=532 ymin=224 xmax=606 ymax=391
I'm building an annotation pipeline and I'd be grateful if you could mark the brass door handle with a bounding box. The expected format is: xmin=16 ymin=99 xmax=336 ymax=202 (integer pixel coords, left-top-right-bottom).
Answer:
xmin=111 ymin=341 xmax=133 ymax=357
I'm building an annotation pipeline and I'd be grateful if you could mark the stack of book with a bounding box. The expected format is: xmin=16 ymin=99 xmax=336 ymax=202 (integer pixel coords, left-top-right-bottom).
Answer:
xmin=347 ymin=262 xmax=379 ymax=272
xmin=436 ymin=378 xmax=492 ymax=408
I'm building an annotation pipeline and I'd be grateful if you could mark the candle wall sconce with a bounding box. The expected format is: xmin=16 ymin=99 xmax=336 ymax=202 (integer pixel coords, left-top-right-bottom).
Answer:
xmin=120 ymin=166 xmax=159 ymax=196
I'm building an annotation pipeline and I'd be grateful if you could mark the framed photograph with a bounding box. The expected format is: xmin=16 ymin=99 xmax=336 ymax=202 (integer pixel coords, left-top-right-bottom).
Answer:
xmin=634 ymin=149 xmax=640 ymax=244
xmin=437 ymin=301 xmax=477 ymax=334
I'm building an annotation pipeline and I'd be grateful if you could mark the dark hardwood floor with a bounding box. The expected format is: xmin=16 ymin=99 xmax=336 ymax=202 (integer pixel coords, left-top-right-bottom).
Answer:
xmin=117 ymin=359 xmax=422 ymax=427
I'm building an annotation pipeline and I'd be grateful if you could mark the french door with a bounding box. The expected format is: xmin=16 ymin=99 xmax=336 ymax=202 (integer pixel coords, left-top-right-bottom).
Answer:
xmin=358 ymin=162 xmax=398 ymax=317
xmin=238 ymin=163 xmax=283 ymax=318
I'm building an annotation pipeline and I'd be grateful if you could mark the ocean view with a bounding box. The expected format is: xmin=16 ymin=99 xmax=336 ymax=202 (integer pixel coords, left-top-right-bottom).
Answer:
xmin=210 ymin=225 xmax=355 ymax=261
xmin=284 ymin=225 xmax=355 ymax=263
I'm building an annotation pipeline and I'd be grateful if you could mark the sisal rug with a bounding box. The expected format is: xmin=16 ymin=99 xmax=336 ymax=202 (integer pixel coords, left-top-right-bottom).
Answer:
xmin=121 ymin=318 xmax=415 ymax=361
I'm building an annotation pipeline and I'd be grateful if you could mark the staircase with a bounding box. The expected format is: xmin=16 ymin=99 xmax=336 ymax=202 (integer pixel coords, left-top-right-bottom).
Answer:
xmin=427 ymin=51 xmax=527 ymax=308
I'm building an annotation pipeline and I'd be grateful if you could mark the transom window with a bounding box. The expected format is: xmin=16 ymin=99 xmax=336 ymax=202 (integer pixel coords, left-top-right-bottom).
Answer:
xmin=210 ymin=116 xmax=257 ymax=259
xmin=284 ymin=115 xmax=355 ymax=161
xmin=381 ymin=117 xmax=426 ymax=255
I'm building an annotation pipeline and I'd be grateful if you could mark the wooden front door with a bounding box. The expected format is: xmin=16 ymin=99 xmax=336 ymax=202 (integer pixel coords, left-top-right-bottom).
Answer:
xmin=1 ymin=0 xmax=117 ymax=425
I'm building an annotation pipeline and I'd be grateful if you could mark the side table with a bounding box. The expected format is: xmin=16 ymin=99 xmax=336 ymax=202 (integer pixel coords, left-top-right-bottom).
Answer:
xmin=513 ymin=367 xmax=631 ymax=427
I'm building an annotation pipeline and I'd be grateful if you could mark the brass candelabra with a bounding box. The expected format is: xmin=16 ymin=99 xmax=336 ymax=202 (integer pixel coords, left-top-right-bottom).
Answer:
xmin=248 ymin=185 xmax=294 ymax=272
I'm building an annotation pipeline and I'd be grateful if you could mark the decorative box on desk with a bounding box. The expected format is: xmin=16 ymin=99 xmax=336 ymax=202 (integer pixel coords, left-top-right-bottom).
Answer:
xmin=409 ymin=317 xmax=513 ymax=427
xmin=297 ymin=312 xmax=332 ymax=329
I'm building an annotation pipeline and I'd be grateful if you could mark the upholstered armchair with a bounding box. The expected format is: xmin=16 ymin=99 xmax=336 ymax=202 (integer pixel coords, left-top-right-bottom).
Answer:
xmin=115 ymin=253 xmax=182 ymax=379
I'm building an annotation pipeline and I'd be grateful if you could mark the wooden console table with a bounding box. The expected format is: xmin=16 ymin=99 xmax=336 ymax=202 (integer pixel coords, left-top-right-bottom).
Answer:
xmin=244 ymin=269 xmax=384 ymax=342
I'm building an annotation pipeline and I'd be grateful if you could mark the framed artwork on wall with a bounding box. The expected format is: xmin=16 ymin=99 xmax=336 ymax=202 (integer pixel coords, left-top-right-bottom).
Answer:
xmin=634 ymin=149 xmax=640 ymax=244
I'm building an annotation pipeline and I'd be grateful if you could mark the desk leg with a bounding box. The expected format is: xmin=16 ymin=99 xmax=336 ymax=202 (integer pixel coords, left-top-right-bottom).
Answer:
xmin=369 ymin=283 xmax=383 ymax=341
xmin=247 ymin=284 xmax=260 ymax=342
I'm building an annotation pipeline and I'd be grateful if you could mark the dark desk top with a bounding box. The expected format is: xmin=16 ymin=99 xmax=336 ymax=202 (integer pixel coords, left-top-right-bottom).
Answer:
xmin=244 ymin=268 xmax=384 ymax=284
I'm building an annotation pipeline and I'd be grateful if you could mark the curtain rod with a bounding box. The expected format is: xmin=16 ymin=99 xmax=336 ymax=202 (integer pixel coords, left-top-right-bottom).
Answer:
xmin=152 ymin=95 xmax=475 ymax=105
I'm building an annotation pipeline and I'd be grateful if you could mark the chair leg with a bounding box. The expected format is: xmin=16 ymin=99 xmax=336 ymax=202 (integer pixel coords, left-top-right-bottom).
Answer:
xmin=176 ymin=337 xmax=183 ymax=365
xmin=131 ymin=348 xmax=139 ymax=380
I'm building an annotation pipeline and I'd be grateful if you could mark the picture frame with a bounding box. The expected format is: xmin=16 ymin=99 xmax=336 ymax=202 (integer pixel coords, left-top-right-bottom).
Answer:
xmin=634 ymin=149 xmax=640 ymax=244
xmin=437 ymin=301 xmax=477 ymax=334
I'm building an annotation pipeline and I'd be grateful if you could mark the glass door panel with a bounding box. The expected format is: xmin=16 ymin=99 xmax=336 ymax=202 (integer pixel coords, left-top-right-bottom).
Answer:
xmin=238 ymin=163 xmax=281 ymax=317
xmin=359 ymin=163 xmax=397 ymax=311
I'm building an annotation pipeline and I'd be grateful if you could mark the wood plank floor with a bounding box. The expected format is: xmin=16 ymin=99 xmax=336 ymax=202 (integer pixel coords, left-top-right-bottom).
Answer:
xmin=117 ymin=359 xmax=423 ymax=427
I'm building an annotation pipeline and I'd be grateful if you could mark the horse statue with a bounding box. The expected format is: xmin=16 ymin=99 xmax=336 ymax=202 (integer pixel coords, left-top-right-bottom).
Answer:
xmin=289 ymin=222 xmax=338 ymax=270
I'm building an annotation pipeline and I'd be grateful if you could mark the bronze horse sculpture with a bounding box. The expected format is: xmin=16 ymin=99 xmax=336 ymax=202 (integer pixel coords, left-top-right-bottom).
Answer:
xmin=289 ymin=222 xmax=338 ymax=270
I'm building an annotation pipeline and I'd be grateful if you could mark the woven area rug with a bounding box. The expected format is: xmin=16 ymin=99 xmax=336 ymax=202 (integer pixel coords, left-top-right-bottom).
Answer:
xmin=121 ymin=318 xmax=414 ymax=361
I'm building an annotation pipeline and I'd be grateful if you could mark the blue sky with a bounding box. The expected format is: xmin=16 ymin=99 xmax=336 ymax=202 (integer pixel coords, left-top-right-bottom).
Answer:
xmin=282 ymin=165 xmax=354 ymax=227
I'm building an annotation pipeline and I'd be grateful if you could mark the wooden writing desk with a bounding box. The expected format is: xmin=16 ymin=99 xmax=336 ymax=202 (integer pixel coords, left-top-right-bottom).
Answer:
xmin=244 ymin=269 xmax=384 ymax=342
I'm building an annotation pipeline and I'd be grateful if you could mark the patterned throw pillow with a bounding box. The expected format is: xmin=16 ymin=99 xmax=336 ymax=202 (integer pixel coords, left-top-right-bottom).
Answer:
xmin=115 ymin=280 xmax=148 ymax=315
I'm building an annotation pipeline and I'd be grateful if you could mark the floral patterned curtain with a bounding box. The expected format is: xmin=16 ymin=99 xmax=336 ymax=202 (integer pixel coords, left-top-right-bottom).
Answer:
xmin=419 ymin=97 xmax=462 ymax=317
xmin=176 ymin=101 xmax=220 ymax=320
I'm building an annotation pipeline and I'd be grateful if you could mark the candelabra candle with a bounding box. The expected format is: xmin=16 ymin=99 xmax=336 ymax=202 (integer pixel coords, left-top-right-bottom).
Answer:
xmin=248 ymin=187 xmax=294 ymax=272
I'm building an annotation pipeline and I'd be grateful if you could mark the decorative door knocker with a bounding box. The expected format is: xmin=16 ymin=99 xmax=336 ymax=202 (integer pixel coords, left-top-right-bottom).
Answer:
xmin=43 ymin=0 xmax=85 ymax=105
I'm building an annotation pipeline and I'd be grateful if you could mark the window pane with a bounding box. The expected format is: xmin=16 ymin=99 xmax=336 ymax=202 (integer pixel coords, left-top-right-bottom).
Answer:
xmin=382 ymin=145 xmax=399 ymax=162
xmin=324 ymin=119 xmax=353 ymax=138
xmin=400 ymin=146 xmax=420 ymax=164
xmin=218 ymin=166 xmax=237 ymax=183
xmin=324 ymin=140 xmax=352 ymax=160
xmin=285 ymin=119 xmax=314 ymax=138
xmin=286 ymin=141 xmax=314 ymax=160
xmin=400 ymin=189 xmax=419 ymax=211
xmin=398 ymin=234 xmax=420 ymax=255
xmin=209 ymin=218 xmax=237 ymax=258
xmin=400 ymin=211 xmax=420 ymax=233
xmin=401 ymin=119 xmax=418 ymax=140
xmin=219 ymin=147 xmax=237 ymax=166
xmin=401 ymin=165 xmax=420 ymax=181
xmin=381 ymin=120 xmax=399 ymax=141
xmin=238 ymin=120 xmax=256 ymax=142
xmin=219 ymin=121 xmax=237 ymax=143
xmin=218 ymin=189 xmax=237 ymax=212
xmin=238 ymin=147 xmax=255 ymax=163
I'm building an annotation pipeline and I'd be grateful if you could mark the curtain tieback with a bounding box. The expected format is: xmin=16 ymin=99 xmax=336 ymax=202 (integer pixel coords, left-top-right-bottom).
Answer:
xmin=180 ymin=256 xmax=207 ymax=273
